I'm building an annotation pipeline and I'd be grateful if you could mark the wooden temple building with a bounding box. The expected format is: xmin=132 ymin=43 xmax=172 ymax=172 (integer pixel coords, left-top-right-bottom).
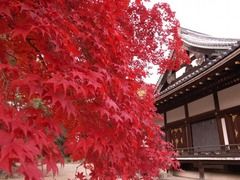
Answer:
xmin=155 ymin=28 xmax=240 ymax=179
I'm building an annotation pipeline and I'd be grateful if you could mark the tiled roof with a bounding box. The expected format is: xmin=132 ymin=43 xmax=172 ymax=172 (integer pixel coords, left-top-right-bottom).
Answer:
xmin=155 ymin=28 xmax=240 ymax=100
xmin=181 ymin=28 xmax=239 ymax=49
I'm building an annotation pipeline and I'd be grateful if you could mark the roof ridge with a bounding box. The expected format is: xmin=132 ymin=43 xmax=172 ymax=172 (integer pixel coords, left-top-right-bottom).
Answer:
xmin=180 ymin=27 xmax=240 ymax=41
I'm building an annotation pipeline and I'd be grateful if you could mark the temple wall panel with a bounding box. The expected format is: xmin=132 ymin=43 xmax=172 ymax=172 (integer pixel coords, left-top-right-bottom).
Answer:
xmin=225 ymin=113 xmax=240 ymax=145
xmin=166 ymin=106 xmax=185 ymax=123
xmin=218 ymin=83 xmax=240 ymax=110
xmin=191 ymin=118 xmax=220 ymax=151
xmin=169 ymin=125 xmax=187 ymax=148
xmin=188 ymin=95 xmax=215 ymax=117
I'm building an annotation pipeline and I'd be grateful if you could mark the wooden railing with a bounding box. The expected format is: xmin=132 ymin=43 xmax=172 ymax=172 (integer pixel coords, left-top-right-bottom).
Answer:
xmin=176 ymin=144 xmax=240 ymax=157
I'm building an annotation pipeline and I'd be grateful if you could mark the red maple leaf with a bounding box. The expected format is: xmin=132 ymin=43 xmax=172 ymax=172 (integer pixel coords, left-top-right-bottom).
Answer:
xmin=75 ymin=172 xmax=86 ymax=180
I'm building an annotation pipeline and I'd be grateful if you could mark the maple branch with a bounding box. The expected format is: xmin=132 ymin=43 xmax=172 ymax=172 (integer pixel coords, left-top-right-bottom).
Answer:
xmin=26 ymin=38 xmax=41 ymax=53
xmin=0 ymin=69 xmax=8 ymax=91
xmin=5 ymin=51 xmax=17 ymax=61
xmin=26 ymin=38 xmax=48 ymax=69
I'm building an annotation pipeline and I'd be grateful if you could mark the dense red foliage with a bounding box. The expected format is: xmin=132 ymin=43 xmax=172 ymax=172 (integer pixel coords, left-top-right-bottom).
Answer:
xmin=0 ymin=0 xmax=188 ymax=179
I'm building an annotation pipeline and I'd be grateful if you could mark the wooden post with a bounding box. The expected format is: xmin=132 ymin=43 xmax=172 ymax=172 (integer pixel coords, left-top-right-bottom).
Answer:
xmin=198 ymin=161 xmax=205 ymax=179
xmin=184 ymin=104 xmax=193 ymax=154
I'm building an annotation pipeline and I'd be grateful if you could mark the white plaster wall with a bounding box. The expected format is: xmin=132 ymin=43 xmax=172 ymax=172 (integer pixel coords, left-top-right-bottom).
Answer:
xmin=158 ymin=120 xmax=164 ymax=127
xmin=154 ymin=115 xmax=164 ymax=127
xmin=166 ymin=106 xmax=185 ymax=123
xmin=221 ymin=117 xmax=229 ymax=145
xmin=218 ymin=83 xmax=240 ymax=110
xmin=188 ymin=94 xmax=215 ymax=117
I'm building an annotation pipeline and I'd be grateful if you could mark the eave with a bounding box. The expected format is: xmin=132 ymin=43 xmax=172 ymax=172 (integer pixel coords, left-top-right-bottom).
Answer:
xmin=155 ymin=45 xmax=240 ymax=112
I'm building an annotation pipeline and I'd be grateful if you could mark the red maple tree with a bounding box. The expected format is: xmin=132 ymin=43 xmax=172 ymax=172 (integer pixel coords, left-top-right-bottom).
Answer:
xmin=0 ymin=0 xmax=188 ymax=179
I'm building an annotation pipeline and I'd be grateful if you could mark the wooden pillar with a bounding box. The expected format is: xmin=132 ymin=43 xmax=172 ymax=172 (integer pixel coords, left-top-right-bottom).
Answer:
xmin=163 ymin=112 xmax=167 ymax=127
xmin=213 ymin=92 xmax=225 ymax=146
xmin=184 ymin=104 xmax=192 ymax=148
xmin=163 ymin=112 xmax=169 ymax=141
xmin=198 ymin=161 xmax=205 ymax=179
xmin=213 ymin=92 xmax=220 ymax=112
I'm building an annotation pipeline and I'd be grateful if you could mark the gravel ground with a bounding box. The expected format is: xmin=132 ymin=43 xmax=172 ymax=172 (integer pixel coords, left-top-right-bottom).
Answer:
xmin=2 ymin=164 xmax=195 ymax=180
xmin=2 ymin=163 xmax=85 ymax=180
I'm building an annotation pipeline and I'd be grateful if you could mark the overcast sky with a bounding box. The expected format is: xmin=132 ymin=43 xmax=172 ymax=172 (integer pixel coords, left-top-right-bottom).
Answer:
xmin=144 ymin=0 xmax=240 ymax=84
